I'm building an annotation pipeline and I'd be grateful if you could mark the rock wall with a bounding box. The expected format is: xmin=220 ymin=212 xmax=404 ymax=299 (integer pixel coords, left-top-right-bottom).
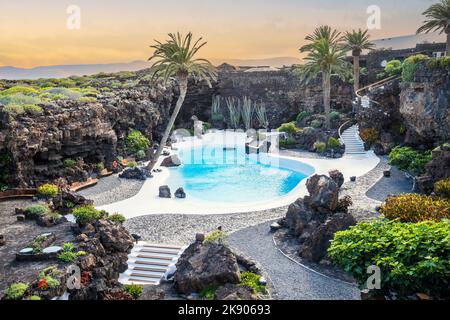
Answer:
xmin=400 ymin=62 xmax=450 ymax=146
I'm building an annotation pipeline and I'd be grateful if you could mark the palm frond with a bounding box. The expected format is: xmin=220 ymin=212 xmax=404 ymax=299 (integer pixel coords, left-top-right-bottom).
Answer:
xmin=417 ymin=0 xmax=450 ymax=34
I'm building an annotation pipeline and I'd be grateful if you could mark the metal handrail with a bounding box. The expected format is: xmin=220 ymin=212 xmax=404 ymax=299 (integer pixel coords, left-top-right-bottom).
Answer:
xmin=355 ymin=75 xmax=401 ymax=108
xmin=338 ymin=119 xmax=356 ymax=143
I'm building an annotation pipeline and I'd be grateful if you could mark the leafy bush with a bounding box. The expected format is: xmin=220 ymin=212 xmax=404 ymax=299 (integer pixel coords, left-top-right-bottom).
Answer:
xmin=3 ymin=283 xmax=29 ymax=300
xmin=329 ymin=111 xmax=341 ymax=121
xmin=328 ymin=219 xmax=450 ymax=297
xmin=25 ymin=204 xmax=49 ymax=217
xmin=63 ymin=158 xmax=76 ymax=168
xmin=135 ymin=150 xmax=146 ymax=160
xmin=384 ymin=60 xmax=402 ymax=76
xmin=239 ymin=272 xmax=267 ymax=294
xmin=296 ymin=111 xmax=310 ymax=123
xmin=388 ymin=146 xmax=432 ymax=175
xmin=0 ymin=86 xmax=38 ymax=96
xmin=58 ymin=242 xmax=83 ymax=263
xmin=279 ymin=137 xmax=296 ymax=148
xmin=124 ymin=284 xmax=144 ymax=299
xmin=200 ymin=285 xmax=218 ymax=300
xmin=202 ymin=122 xmax=212 ymax=132
xmin=72 ymin=205 xmax=104 ymax=224
xmin=108 ymin=213 xmax=126 ymax=224
xmin=402 ymin=54 xmax=428 ymax=82
xmin=125 ymin=130 xmax=150 ymax=155
xmin=360 ymin=128 xmax=379 ymax=144
xmin=434 ymin=179 xmax=450 ymax=199
xmin=277 ymin=122 xmax=298 ymax=135
xmin=204 ymin=230 xmax=228 ymax=244
xmin=310 ymin=119 xmax=322 ymax=129
xmin=427 ymin=56 xmax=450 ymax=69
xmin=313 ymin=141 xmax=326 ymax=153
xmin=127 ymin=161 xmax=138 ymax=168
xmin=327 ymin=137 xmax=340 ymax=149
xmin=37 ymin=184 xmax=59 ymax=198
xmin=23 ymin=104 xmax=43 ymax=115
xmin=96 ymin=162 xmax=105 ymax=172
xmin=379 ymin=194 xmax=450 ymax=222
xmin=28 ymin=295 xmax=41 ymax=300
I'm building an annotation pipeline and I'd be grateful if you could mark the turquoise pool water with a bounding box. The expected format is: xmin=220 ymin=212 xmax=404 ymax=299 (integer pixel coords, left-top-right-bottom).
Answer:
xmin=166 ymin=145 xmax=310 ymax=203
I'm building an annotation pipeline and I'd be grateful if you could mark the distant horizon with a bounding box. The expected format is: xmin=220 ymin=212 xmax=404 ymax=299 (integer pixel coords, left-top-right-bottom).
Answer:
xmin=0 ymin=0 xmax=443 ymax=68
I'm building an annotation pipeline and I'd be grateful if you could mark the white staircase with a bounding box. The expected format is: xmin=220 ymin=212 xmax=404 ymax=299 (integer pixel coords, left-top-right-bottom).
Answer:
xmin=340 ymin=125 xmax=366 ymax=155
xmin=119 ymin=242 xmax=185 ymax=285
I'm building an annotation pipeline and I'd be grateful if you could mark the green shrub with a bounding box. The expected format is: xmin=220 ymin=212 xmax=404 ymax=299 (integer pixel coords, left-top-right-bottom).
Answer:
xmin=63 ymin=158 xmax=77 ymax=168
xmin=388 ymin=146 xmax=432 ymax=175
xmin=3 ymin=104 xmax=25 ymax=115
xmin=127 ymin=161 xmax=138 ymax=168
xmin=200 ymin=285 xmax=219 ymax=300
xmin=277 ymin=122 xmax=298 ymax=135
xmin=329 ymin=111 xmax=341 ymax=121
xmin=310 ymin=119 xmax=322 ymax=129
xmin=427 ymin=57 xmax=450 ymax=69
xmin=25 ymin=204 xmax=49 ymax=217
xmin=0 ymin=93 xmax=43 ymax=109
xmin=23 ymin=104 xmax=43 ymax=115
xmin=328 ymin=219 xmax=450 ymax=297
xmin=380 ymin=194 xmax=450 ymax=222
xmin=72 ymin=205 xmax=104 ymax=224
xmin=37 ymin=184 xmax=59 ymax=198
xmin=0 ymin=86 xmax=38 ymax=96
xmin=402 ymin=54 xmax=428 ymax=82
xmin=108 ymin=213 xmax=126 ymax=224
xmin=28 ymin=295 xmax=41 ymax=300
xmin=3 ymin=283 xmax=29 ymax=300
xmin=58 ymin=242 xmax=80 ymax=263
xmin=384 ymin=60 xmax=402 ymax=76
xmin=135 ymin=150 xmax=146 ymax=160
xmin=279 ymin=137 xmax=296 ymax=148
xmin=202 ymin=122 xmax=212 ymax=132
xmin=204 ymin=230 xmax=228 ymax=244
xmin=313 ymin=141 xmax=326 ymax=153
xmin=125 ymin=130 xmax=150 ymax=155
xmin=296 ymin=111 xmax=310 ymax=123
xmin=124 ymin=284 xmax=144 ymax=299
xmin=327 ymin=137 xmax=340 ymax=149
xmin=97 ymin=162 xmax=105 ymax=171
xmin=239 ymin=272 xmax=267 ymax=294
xmin=434 ymin=179 xmax=450 ymax=199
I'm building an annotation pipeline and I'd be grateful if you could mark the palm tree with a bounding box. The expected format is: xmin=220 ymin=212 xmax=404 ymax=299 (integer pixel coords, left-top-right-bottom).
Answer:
xmin=146 ymin=32 xmax=217 ymax=171
xmin=343 ymin=29 xmax=375 ymax=94
xmin=297 ymin=34 xmax=351 ymax=130
xmin=417 ymin=0 xmax=450 ymax=56
xmin=297 ymin=27 xmax=350 ymax=129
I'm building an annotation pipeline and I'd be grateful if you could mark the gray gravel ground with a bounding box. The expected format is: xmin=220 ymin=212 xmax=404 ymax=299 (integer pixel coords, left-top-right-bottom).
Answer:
xmin=228 ymin=221 xmax=360 ymax=300
xmin=366 ymin=164 xmax=413 ymax=201
xmin=77 ymin=174 xmax=144 ymax=206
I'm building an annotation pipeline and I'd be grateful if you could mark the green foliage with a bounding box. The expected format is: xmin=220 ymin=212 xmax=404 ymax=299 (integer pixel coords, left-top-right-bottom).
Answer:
xmin=328 ymin=219 xmax=450 ymax=296
xmin=200 ymin=285 xmax=219 ymax=300
xmin=25 ymin=204 xmax=49 ymax=217
xmin=402 ymin=54 xmax=429 ymax=82
xmin=31 ymin=235 xmax=47 ymax=253
xmin=239 ymin=272 xmax=267 ymax=294
xmin=202 ymin=122 xmax=212 ymax=132
xmin=3 ymin=283 xmax=29 ymax=300
xmin=72 ymin=205 xmax=104 ymax=224
xmin=63 ymin=158 xmax=77 ymax=168
xmin=384 ymin=60 xmax=402 ymax=76
xmin=125 ymin=130 xmax=150 ymax=155
xmin=380 ymin=193 xmax=450 ymax=222
xmin=313 ymin=141 xmax=326 ymax=153
xmin=435 ymin=179 xmax=450 ymax=199
xmin=28 ymin=295 xmax=42 ymax=300
xmin=277 ymin=122 xmax=298 ymax=135
xmin=97 ymin=162 xmax=105 ymax=171
xmin=127 ymin=161 xmax=138 ymax=168
xmin=279 ymin=137 xmax=296 ymax=148
xmin=427 ymin=57 xmax=450 ymax=69
xmin=388 ymin=146 xmax=432 ymax=175
xmin=37 ymin=184 xmax=59 ymax=198
xmin=296 ymin=111 xmax=310 ymax=123
xmin=58 ymin=242 xmax=78 ymax=263
xmin=310 ymin=119 xmax=322 ymax=129
xmin=204 ymin=230 xmax=228 ymax=244
xmin=135 ymin=150 xmax=146 ymax=160
xmin=124 ymin=284 xmax=144 ymax=300
xmin=0 ymin=86 xmax=38 ymax=96
xmin=329 ymin=111 xmax=341 ymax=121
xmin=327 ymin=137 xmax=340 ymax=149
xmin=108 ymin=213 xmax=126 ymax=224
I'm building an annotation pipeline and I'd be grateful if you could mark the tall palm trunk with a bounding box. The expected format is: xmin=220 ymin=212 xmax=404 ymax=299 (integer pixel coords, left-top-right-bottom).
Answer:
xmin=353 ymin=54 xmax=360 ymax=93
xmin=322 ymin=71 xmax=331 ymax=130
xmin=147 ymin=76 xmax=188 ymax=171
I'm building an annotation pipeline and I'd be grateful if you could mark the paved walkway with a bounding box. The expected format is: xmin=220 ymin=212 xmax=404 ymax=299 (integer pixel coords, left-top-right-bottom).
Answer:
xmin=228 ymin=221 xmax=360 ymax=300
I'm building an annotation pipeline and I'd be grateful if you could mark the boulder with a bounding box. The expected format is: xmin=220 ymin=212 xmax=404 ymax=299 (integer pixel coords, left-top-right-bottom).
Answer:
xmin=285 ymin=198 xmax=317 ymax=237
xmin=161 ymin=154 xmax=181 ymax=167
xmin=298 ymin=212 xmax=356 ymax=262
xmin=214 ymin=283 xmax=257 ymax=300
xmin=417 ymin=148 xmax=450 ymax=194
xmin=159 ymin=185 xmax=171 ymax=198
xmin=52 ymin=191 xmax=94 ymax=214
xmin=0 ymin=234 xmax=5 ymax=246
xmin=305 ymin=174 xmax=339 ymax=213
xmin=94 ymin=219 xmax=134 ymax=253
xmin=328 ymin=170 xmax=344 ymax=188
xmin=119 ymin=167 xmax=151 ymax=180
xmin=175 ymin=187 xmax=186 ymax=199
xmin=174 ymin=242 xmax=241 ymax=294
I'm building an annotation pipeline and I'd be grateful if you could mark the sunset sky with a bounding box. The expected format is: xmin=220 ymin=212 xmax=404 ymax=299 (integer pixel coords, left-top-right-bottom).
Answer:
xmin=0 ymin=0 xmax=444 ymax=68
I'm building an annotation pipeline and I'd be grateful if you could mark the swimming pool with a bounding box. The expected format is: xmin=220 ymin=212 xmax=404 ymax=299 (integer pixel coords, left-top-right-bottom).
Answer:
xmin=165 ymin=142 xmax=314 ymax=203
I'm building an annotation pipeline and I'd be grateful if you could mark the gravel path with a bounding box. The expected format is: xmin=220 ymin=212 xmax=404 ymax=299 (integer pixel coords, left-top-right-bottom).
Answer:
xmin=77 ymin=174 xmax=144 ymax=206
xmin=366 ymin=164 xmax=413 ymax=201
xmin=228 ymin=221 xmax=360 ymax=300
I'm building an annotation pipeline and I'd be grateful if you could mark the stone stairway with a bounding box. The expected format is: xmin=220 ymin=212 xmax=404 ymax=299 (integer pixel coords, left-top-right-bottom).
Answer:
xmin=119 ymin=242 xmax=185 ymax=285
xmin=340 ymin=125 xmax=366 ymax=155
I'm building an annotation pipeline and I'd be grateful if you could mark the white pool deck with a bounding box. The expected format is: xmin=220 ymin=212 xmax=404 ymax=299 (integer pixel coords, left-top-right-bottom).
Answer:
xmin=99 ymin=131 xmax=380 ymax=218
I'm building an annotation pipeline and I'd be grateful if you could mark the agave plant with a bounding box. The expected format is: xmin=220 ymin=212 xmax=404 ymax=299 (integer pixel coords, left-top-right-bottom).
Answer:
xmin=343 ymin=29 xmax=375 ymax=93
xmin=254 ymin=101 xmax=269 ymax=129
xmin=211 ymin=95 xmax=223 ymax=121
xmin=241 ymin=96 xmax=254 ymax=131
xmin=417 ymin=0 xmax=450 ymax=56
xmin=225 ymin=97 xmax=241 ymax=129
xmin=146 ymin=32 xmax=217 ymax=170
